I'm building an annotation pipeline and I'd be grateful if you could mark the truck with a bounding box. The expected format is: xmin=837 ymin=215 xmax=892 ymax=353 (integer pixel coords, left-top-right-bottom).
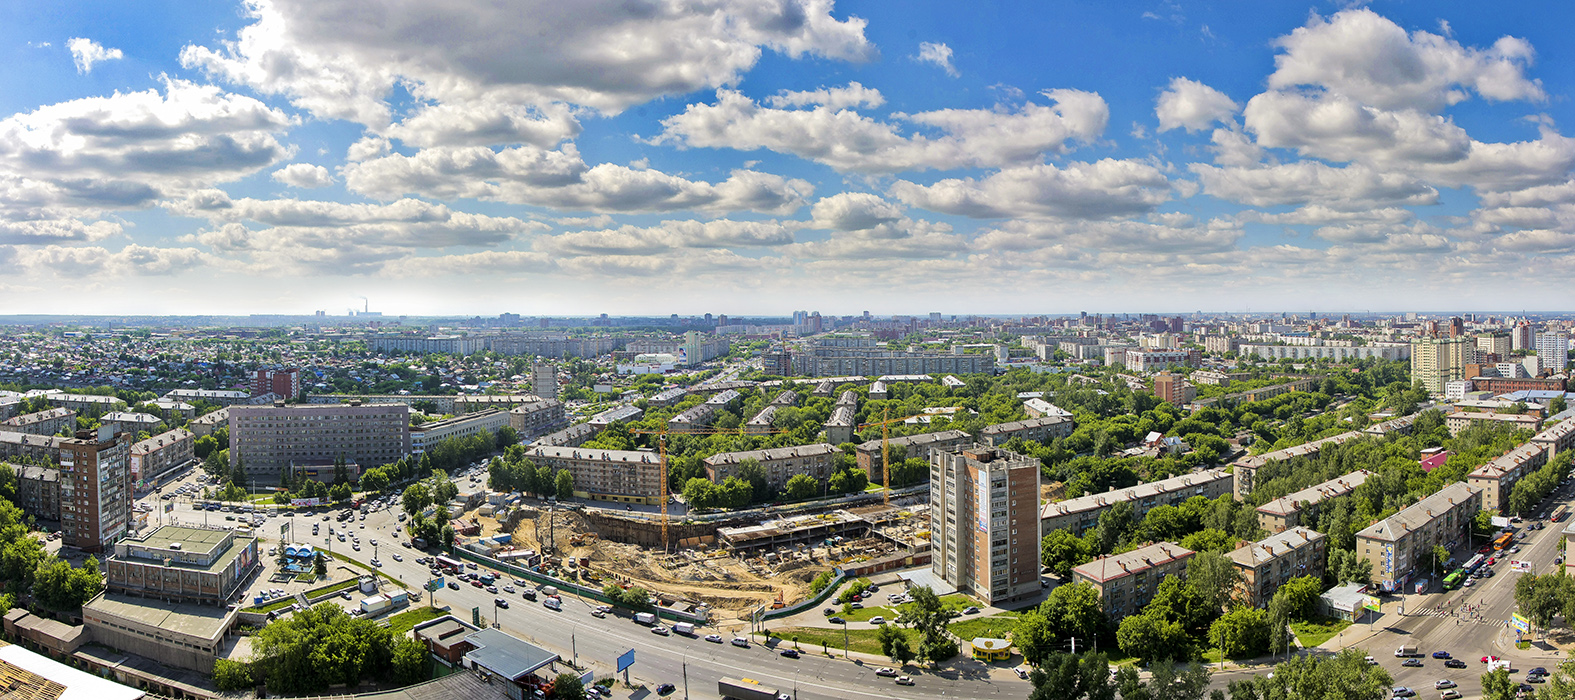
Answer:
xmin=1394 ymin=645 xmax=1419 ymax=658
xmin=718 ymin=677 xmax=788 ymax=700
xmin=634 ymin=612 xmax=657 ymax=625
xmin=673 ymin=622 xmax=695 ymax=636
xmin=541 ymin=586 xmax=559 ymax=597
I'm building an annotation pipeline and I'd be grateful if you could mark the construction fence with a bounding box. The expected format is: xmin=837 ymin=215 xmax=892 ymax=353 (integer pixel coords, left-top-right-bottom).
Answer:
xmin=763 ymin=567 xmax=845 ymax=621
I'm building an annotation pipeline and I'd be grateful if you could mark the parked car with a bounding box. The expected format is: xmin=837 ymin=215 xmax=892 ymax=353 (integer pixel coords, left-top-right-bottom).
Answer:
xmin=731 ymin=637 xmax=750 ymax=648
xmin=780 ymin=649 xmax=799 ymax=659
xmin=868 ymin=616 xmax=885 ymax=625
xmin=828 ymin=616 xmax=845 ymax=624
xmin=1391 ymin=687 xmax=1414 ymax=698
xmin=1434 ymin=680 xmax=1456 ymax=689
xmin=1402 ymin=659 xmax=1423 ymax=668
xmin=1439 ymin=690 xmax=1461 ymax=700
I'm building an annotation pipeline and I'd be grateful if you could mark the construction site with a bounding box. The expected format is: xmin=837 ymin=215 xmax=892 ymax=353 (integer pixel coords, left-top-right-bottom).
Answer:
xmin=472 ymin=494 xmax=933 ymax=624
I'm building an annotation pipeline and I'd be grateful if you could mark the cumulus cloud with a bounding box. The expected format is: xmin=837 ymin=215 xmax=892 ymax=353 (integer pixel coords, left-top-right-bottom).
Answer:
xmin=1156 ymin=77 xmax=1238 ymax=133
xmin=915 ymin=42 xmax=959 ymax=77
xmin=539 ymin=219 xmax=798 ymax=256
xmin=1190 ymin=161 xmax=1438 ymax=210
xmin=382 ymin=250 xmax=556 ymax=277
xmin=181 ymin=0 xmax=876 ymax=126
xmin=67 ymin=38 xmax=123 ymax=74
xmin=766 ymin=82 xmax=884 ymax=110
xmin=810 ymin=192 xmax=905 ymax=231
xmin=15 ymin=244 xmax=208 ymax=276
xmin=890 ymin=159 xmax=1172 ymax=219
xmin=656 ymin=88 xmax=1107 ymax=172
xmin=1243 ymin=90 xmax=1472 ymax=167
xmin=271 ymin=163 xmax=335 ymax=188
xmin=385 ymin=101 xmax=580 ymax=148
xmin=1268 ymin=8 xmax=1544 ymax=111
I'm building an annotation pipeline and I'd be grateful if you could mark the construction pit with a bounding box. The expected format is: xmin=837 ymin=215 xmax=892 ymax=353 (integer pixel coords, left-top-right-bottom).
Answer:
xmin=480 ymin=500 xmax=930 ymax=624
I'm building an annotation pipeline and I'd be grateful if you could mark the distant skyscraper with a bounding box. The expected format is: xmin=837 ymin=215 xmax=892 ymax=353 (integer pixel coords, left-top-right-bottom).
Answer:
xmin=60 ymin=426 xmax=133 ymax=552
xmin=252 ymin=368 xmax=301 ymax=400
xmin=1412 ymin=337 xmax=1468 ymax=396
xmin=1448 ymin=317 xmax=1464 ymax=338
xmin=1513 ymin=322 xmax=1534 ymax=351
xmin=1535 ymin=332 xmax=1570 ymax=373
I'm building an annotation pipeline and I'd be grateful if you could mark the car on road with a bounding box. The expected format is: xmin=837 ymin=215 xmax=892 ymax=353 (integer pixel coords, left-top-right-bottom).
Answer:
xmin=1015 ymin=667 xmax=1030 ymax=679
xmin=780 ymin=649 xmax=800 ymax=659
xmin=503 ymin=585 xmax=515 ymax=593
xmin=591 ymin=610 xmax=606 ymax=618
xmin=876 ymin=668 xmax=898 ymax=677
xmin=1432 ymin=651 xmax=1451 ymax=659
xmin=1530 ymin=668 xmax=1548 ymax=676
xmin=486 ymin=586 xmax=498 ymax=593
xmin=1365 ymin=656 xmax=1378 ymax=665
xmin=651 ymin=626 xmax=670 ymax=636
xmin=655 ymin=683 xmax=675 ymax=695
xmin=1402 ymin=659 xmax=1423 ymax=667
xmin=823 ymin=608 xmax=834 ymax=616
xmin=1391 ymin=687 xmax=1414 ymax=697
xmin=828 ymin=616 xmax=845 ymax=624
xmin=1434 ymin=680 xmax=1456 ymax=689
xmin=1439 ymin=690 xmax=1461 ymax=700
xmin=1463 ymin=579 xmax=1474 ymax=587
xmin=392 ymin=554 xmax=402 ymax=562
xmin=731 ymin=637 xmax=750 ymax=648
xmin=705 ymin=634 xmax=723 ymax=643
xmin=1445 ymin=659 xmax=1467 ymax=669
xmin=448 ymin=581 xmax=459 ymax=590
xmin=868 ymin=616 xmax=885 ymax=624
xmin=1483 ymin=656 xmax=1503 ymax=664
xmin=1487 ymin=557 xmax=1497 ymax=565
xmin=1527 ymin=674 xmax=1545 ymax=683
xmin=895 ymin=676 xmax=914 ymax=686
xmin=962 ymin=606 xmax=980 ymax=615
xmin=494 ymin=598 xmax=509 ymax=609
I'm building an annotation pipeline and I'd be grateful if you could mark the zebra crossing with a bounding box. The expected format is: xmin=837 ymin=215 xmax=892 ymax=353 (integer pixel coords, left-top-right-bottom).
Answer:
xmin=1414 ymin=608 xmax=1511 ymax=627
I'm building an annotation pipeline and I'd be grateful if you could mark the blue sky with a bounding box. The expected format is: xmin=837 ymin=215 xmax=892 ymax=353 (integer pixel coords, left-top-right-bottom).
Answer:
xmin=1 ymin=1 xmax=1572 ymax=316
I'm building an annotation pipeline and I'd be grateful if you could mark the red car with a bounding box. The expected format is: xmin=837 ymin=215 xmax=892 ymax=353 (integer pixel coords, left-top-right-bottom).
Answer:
xmin=1486 ymin=557 xmax=1497 ymax=566
xmin=1478 ymin=545 xmax=1493 ymax=554
xmin=470 ymin=579 xmax=484 ymax=588
xmin=1482 ymin=655 xmax=1502 ymax=664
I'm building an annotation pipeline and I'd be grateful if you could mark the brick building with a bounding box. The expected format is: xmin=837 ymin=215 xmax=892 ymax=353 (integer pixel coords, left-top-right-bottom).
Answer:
xmin=930 ymin=446 xmax=1041 ymax=605
xmin=1072 ymin=542 xmax=1194 ymax=621
xmin=1227 ymin=527 xmax=1327 ymax=608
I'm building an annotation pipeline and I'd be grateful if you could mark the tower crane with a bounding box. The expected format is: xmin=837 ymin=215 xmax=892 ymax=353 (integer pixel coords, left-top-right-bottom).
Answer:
xmin=856 ymin=406 xmax=926 ymax=507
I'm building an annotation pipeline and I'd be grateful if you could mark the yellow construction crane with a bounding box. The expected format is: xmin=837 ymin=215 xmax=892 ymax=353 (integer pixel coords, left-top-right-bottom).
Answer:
xmin=856 ymin=406 xmax=924 ymax=507
xmin=630 ymin=423 xmax=791 ymax=551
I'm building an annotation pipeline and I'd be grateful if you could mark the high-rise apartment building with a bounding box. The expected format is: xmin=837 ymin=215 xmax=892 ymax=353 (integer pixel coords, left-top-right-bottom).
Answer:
xmin=252 ymin=368 xmax=302 ymax=400
xmin=530 ymin=363 xmax=559 ymax=399
xmin=929 ymin=445 xmax=1041 ymax=606
xmin=59 ymin=426 xmax=134 ymax=552
xmin=1536 ymin=332 xmax=1570 ymax=373
xmin=228 ymin=402 xmax=410 ymax=479
xmin=1476 ymin=333 xmax=1511 ymax=359
xmin=1410 ymin=336 xmax=1468 ymax=396
xmin=1512 ymin=322 xmax=1534 ymax=352
xmin=1151 ymin=372 xmax=1196 ymax=405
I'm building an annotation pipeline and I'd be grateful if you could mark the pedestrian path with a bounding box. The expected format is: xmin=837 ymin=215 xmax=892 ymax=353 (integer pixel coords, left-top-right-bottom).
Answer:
xmin=1411 ymin=606 xmax=1511 ymax=628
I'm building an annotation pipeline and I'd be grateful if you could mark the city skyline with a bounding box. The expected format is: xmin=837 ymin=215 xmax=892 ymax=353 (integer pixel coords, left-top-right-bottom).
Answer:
xmin=3 ymin=2 xmax=1575 ymax=315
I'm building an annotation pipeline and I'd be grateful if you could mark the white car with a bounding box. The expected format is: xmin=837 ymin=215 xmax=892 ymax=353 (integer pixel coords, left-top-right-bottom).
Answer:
xmin=392 ymin=554 xmax=403 ymax=562
xmin=503 ymin=585 xmax=515 ymax=593
xmin=731 ymin=637 xmax=750 ymax=648
xmin=1434 ymin=680 xmax=1456 ymax=690
xmin=868 ymin=616 xmax=885 ymax=625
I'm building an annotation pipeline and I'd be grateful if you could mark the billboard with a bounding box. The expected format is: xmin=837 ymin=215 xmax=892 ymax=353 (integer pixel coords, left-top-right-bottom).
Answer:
xmin=1512 ymin=613 xmax=1531 ymax=633
xmin=1363 ymin=596 xmax=1381 ymax=612
xmin=617 ymin=649 xmax=635 ymax=672
xmin=291 ymin=497 xmax=322 ymax=507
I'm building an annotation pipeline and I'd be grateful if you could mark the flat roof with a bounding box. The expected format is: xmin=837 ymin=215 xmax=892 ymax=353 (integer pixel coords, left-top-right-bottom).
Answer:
xmin=83 ymin=595 xmax=234 ymax=642
xmin=132 ymin=525 xmax=230 ymax=559
xmin=0 ymin=643 xmax=145 ymax=700
xmin=463 ymin=628 xmax=557 ymax=680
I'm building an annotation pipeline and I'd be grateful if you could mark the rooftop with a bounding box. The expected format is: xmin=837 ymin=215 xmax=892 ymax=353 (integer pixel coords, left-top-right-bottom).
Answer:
xmin=1227 ymin=527 xmax=1326 ymax=568
xmin=981 ymin=415 xmax=1074 ymax=434
xmin=1469 ymin=442 xmax=1548 ymax=480
xmin=704 ymin=443 xmax=838 ymax=465
xmin=462 ymin=628 xmax=558 ymax=681
xmin=0 ymin=642 xmax=145 ymax=700
xmin=856 ymin=429 xmax=969 ymax=452
xmin=1256 ymin=470 xmax=1372 ymax=517
xmin=527 ymin=445 xmax=657 ymax=464
xmin=1041 ymin=469 xmax=1230 ymax=520
xmin=83 ymin=594 xmax=235 ymax=642
xmin=1356 ymin=482 xmax=1481 ymax=542
xmin=1072 ymin=542 xmax=1193 ymax=584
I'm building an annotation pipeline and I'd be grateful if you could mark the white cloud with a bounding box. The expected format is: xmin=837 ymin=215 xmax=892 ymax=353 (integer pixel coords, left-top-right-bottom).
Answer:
xmin=1155 ymin=77 xmax=1238 ymax=133
xmin=1190 ymin=161 xmax=1438 ymax=209
xmin=556 ymin=248 xmax=775 ymax=277
xmin=16 ymin=244 xmax=208 ymax=276
xmin=766 ymin=82 xmax=884 ymax=110
xmin=342 ymin=144 xmax=812 ymax=215
xmin=1268 ymin=8 xmax=1544 ymax=111
xmin=382 ymin=250 xmax=556 ymax=277
xmin=810 ymin=192 xmax=905 ymax=231
xmin=0 ymin=219 xmax=123 ymax=245
xmin=67 ymin=38 xmax=123 ymax=74
xmin=385 ymin=101 xmax=581 ymax=148
xmin=271 ymin=163 xmax=335 ymax=188
xmin=181 ymin=0 xmax=876 ymax=126
xmin=539 ymin=219 xmax=798 ymax=256
xmin=1243 ymin=90 xmax=1471 ymax=167
xmin=889 ymin=159 xmax=1172 ymax=219
xmin=915 ymin=42 xmax=959 ymax=77
xmin=656 ymin=88 xmax=1107 ymax=172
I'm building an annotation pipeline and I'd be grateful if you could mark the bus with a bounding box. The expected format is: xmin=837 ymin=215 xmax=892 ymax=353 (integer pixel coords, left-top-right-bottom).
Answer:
xmin=1443 ymin=569 xmax=1465 ymax=590
xmin=1493 ymin=532 xmax=1515 ymax=551
xmin=1463 ymin=554 xmax=1485 ymax=573
xmin=1553 ymin=505 xmax=1568 ymax=523
xmin=435 ymin=556 xmax=463 ymax=574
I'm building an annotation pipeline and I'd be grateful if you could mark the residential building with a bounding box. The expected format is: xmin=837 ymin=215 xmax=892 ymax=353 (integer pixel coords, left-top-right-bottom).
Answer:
xmin=1256 ymin=470 xmax=1372 ymax=533
xmin=1531 ymin=419 xmax=1575 ymax=459
xmin=1 ymin=408 xmax=75 ymax=436
xmin=43 ymin=392 xmax=126 ymax=414
xmin=1231 ymin=432 xmax=1366 ymax=500
xmin=854 ymin=429 xmax=970 ymax=484
xmin=129 ymin=428 xmax=194 ymax=488
xmin=647 ymin=388 xmax=688 ymax=407
xmin=930 ymin=445 xmax=1041 ymax=605
xmin=1227 ymin=527 xmax=1327 ymax=608
xmin=1356 ymin=482 xmax=1481 ymax=592
xmin=187 ymin=407 xmax=229 ymax=437
xmin=1190 ymin=370 xmax=1246 ymax=386
xmin=1204 ymin=336 xmax=1239 ymax=355
xmin=105 ymin=525 xmax=260 ymax=605
xmin=868 ymin=381 xmax=889 ymax=400
xmin=1468 ymin=442 xmax=1550 ymax=514
xmin=1537 ymin=332 xmax=1571 ymax=373
xmin=1193 ymin=378 xmax=1317 ymax=408
xmin=744 ymin=405 xmax=780 ymax=435
xmin=1124 ymin=348 xmax=1196 ymax=372
xmin=1151 ymin=372 xmax=1196 ymax=405
xmin=0 ymin=431 xmax=65 ymax=464
xmin=15 ymin=464 xmax=60 ymax=521
xmin=1444 ymin=411 xmax=1543 ymax=436
xmin=1470 ymin=376 xmax=1568 ymax=394
xmin=82 ymin=594 xmax=237 ymax=673
xmin=667 ymin=390 xmax=739 ymax=433
xmin=824 ymin=405 xmax=856 ymax=445
xmin=1040 ymin=469 xmax=1232 ymax=534
xmin=59 ymin=427 xmax=134 ymax=552
xmin=1238 ymin=344 xmax=1411 ymax=362
xmin=531 ymin=363 xmax=559 ymax=399
xmin=228 ymin=402 xmax=410 ymax=479
xmin=980 ymin=415 xmax=1075 ymax=446
xmin=161 ymin=389 xmax=251 ymax=406
xmin=148 ymin=399 xmax=194 ymax=420
xmin=1023 ymin=398 xmax=1072 ymax=419
xmin=506 ymin=399 xmax=568 ymax=439
xmin=1072 ymin=542 xmax=1194 ymax=621
xmin=1477 ymin=333 xmax=1511 ymax=358
xmin=100 ymin=412 xmax=161 ymax=436
xmin=1411 ymin=336 xmax=1469 ymax=396
xmin=535 ymin=423 xmax=596 ymax=448
xmin=524 ymin=445 xmax=662 ymax=503
xmin=410 ymin=409 xmax=509 ymax=455
xmin=1513 ymin=322 xmax=1535 ymax=352
xmin=452 ymin=395 xmax=552 ymax=414
xmin=587 ymin=405 xmax=642 ymax=429
xmin=703 ymin=444 xmax=838 ymax=489
xmin=251 ymin=368 xmax=301 ymax=400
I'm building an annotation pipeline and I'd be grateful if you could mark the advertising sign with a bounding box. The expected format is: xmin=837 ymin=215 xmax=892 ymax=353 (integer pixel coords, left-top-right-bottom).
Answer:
xmin=291 ymin=497 xmax=321 ymax=507
xmin=1363 ymin=596 xmax=1381 ymax=612
xmin=617 ymin=649 xmax=635 ymax=673
xmin=1512 ymin=613 xmax=1531 ymax=633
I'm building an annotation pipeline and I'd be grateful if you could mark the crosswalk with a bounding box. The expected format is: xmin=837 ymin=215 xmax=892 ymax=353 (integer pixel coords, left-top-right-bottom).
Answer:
xmin=1413 ymin=608 xmax=1511 ymax=627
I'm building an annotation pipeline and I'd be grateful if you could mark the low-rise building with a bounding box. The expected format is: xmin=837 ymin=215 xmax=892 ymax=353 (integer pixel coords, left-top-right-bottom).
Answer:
xmin=868 ymin=381 xmax=889 ymax=400
xmin=524 ymin=445 xmax=662 ymax=504
xmin=1467 ymin=442 xmax=1550 ymax=514
xmin=1022 ymin=398 xmax=1072 ymax=419
xmin=1 ymin=408 xmax=76 ymax=436
xmin=647 ymin=388 xmax=689 ymax=407
xmin=1227 ymin=527 xmax=1327 ymax=608
xmin=534 ymin=422 xmax=596 ymax=448
xmin=703 ymin=444 xmax=838 ymax=489
xmin=507 ymin=399 xmax=568 ymax=439
xmin=1444 ymin=411 xmax=1543 ymax=436
xmin=148 ymin=399 xmax=195 ymax=420
xmin=824 ymin=405 xmax=856 ymax=445
xmin=105 ymin=525 xmax=260 ymax=605
xmin=44 ymin=392 xmax=127 ymax=414
xmin=587 ymin=405 xmax=643 ymax=429
xmin=980 ymin=415 xmax=1075 ymax=446
xmin=667 ymin=390 xmax=740 ymax=433
xmin=413 ymin=615 xmax=483 ymax=664
xmin=187 ymin=407 xmax=229 ymax=437
xmin=1256 ymin=470 xmax=1372 ymax=533
xmin=854 ymin=429 xmax=970 ymax=484
xmin=1356 ymin=482 xmax=1481 ymax=592
xmin=1532 ymin=419 xmax=1575 ymax=459
xmin=100 ymin=412 xmax=162 ymax=436
xmin=1041 ymin=469 xmax=1232 ymax=535
xmin=744 ymin=405 xmax=780 ymax=435
xmin=129 ymin=428 xmax=194 ymax=489
xmin=1124 ymin=349 xmax=1197 ymax=372
xmin=81 ymin=594 xmax=237 ymax=673
xmin=161 ymin=389 xmax=251 ymax=406
xmin=1071 ymin=542 xmax=1194 ymax=621
xmin=15 ymin=464 xmax=60 ymax=521
xmin=410 ymin=409 xmax=510 ymax=456
xmin=452 ymin=394 xmax=550 ymax=414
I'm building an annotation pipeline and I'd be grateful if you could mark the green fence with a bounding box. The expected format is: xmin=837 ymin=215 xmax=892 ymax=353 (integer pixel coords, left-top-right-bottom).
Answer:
xmin=763 ymin=567 xmax=844 ymax=621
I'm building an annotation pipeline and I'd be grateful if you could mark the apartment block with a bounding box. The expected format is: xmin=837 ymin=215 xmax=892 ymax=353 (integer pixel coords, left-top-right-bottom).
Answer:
xmin=59 ymin=427 xmax=134 ymax=552
xmin=101 ymin=412 xmax=161 ymax=436
xmin=410 ymin=408 xmax=509 ymax=455
xmin=1356 ymin=482 xmax=1481 ymax=592
xmin=1023 ymin=398 xmax=1073 ymax=419
xmin=1 ymin=408 xmax=75 ymax=436
xmin=980 ymin=415 xmax=1075 ymax=446
xmin=703 ymin=444 xmax=837 ymax=490
xmin=930 ymin=446 xmax=1042 ymax=606
xmin=162 ymin=389 xmax=252 ymax=406
xmin=1238 ymin=344 xmax=1411 ymax=362
xmin=854 ymin=429 xmax=970 ymax=485
xmin=452 ymin=395 xmax=553 ymax=414
xmin=129 ymin=428 xmax=195 ymax=488
xmin=824 ymin=405 xmax=856 ymax=445
xmin=1256 ymin=470 xmax=1371 ymax=533
xmin=1444 ymin=411 xmax=1543 ymax=436
xmin=1072 ymin=542 xmax=1194 ymax=621
xmin=506 ymin=399 xmax=568 ymax=439
xmin=105 ymin=525 xmax=260 ymax=605
xmin=647 ymin=388 xmax=688 ymax=407
xmin=1470 ymin=376 xmax=1568 ymax=394
xmin=0 ymin=431 xmax=65 ymax=463
xmin=535 ymin=423 xmax=596 ymax=448
xmin=251 ymin=368 xmax=302 ymax=400
xmin=43 ymin=392 xmax=126 ymax=414
xmin=15 ymin=464 xmax=60 ymax=521
xmin=1040 ymin=469 xmax=1232 ymax=535
xmin=1411 ymin=336 xmax=1468 ymax=396
xmin=1204 ymin=336 xmax=1240 ymax=355
xmin=1227 ymin=527 xmax=1327 ymax=608
xmin=667 ymin=390 xmax=740 ymax=433
xmin=1151 ymin=372 xmax=1196 ymax=405
xmin=1124 ymin=349 xmax=1197 ymax=372
xmin=228 ymin=402 xmax=410 ymax=479
xmin=1468 ymin=442 xmax=1550 ymax=514
xmin=524 ymin=445 xmax=662 ymax=504
xmin=1531 ymin=419 xmax=1575 ymax=459
xmin=1537 ymin=332 xmax=1571 ymax=373
xmin=1230 ymin=432 xmax=1365 ymax=500
xmin=188 ymin=407 xmax=229 ymax=437
xmin=531 ymin=363 xmax=559 ymax=399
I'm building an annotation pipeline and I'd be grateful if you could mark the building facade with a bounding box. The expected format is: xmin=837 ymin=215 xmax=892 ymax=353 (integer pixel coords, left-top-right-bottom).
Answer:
xmin=1467 ymin=442 xmax=1550 ymax=514
xmin=1227 ymin=527 xmax=1327 ymax=608
xmin=854 ymin=429 xmax=971 ymax=484
xmin=980 ymin=415 xmax=1075 ymax=446
xmin=251 ymin=368 xmax=301 ymax=400
xmin=1 ymin=408 xmax=75 ymax=436
xmin=1040 ymin=469 xmax=1232 ymax=534
xmin=1411 ymin=336 xmax=1468 ymax=396
xmin=1071 ymin=542 xmax=1194 ymax=622
xmin=703 ymin=444 xmax=838 ymax=489
xmin=1256 ymin=470 xmax=1372 ymax=533
xmin=1537 ymin=332 xmax=1571 ymax=373
xmin=187 ymin=407 xmax=229 ymax=437
xmin=15 ymin=464 xmax=60 ymax=521
xmin=409 ymin=409 xmax=509 ymax=455
xmin=105 ymin=525 xmax=259 ymax=605
xmin=1356 ymin=482 xmax=1481 ymax=592
xmin=1151 ymin=372 xmax=1196 ymax=405
xmin=228 ymin=402 xmax=410 ymax=479
xmin=129 ymin=428 xmax=194 ymax=488
xmin=506 ymin=399 xmax=569 ymax=439
xmin=59 ymin=427 xmax=134 ymax=552
xmin=531 ymin=363 xmax=559 ymax=399
xmin=523 ymin=445 xmax=662 ymax=503
xmin=1444 ymin=411 xmax=1543 ymax=436
xmin=929 ymin=446 xmax=1042 ymax=605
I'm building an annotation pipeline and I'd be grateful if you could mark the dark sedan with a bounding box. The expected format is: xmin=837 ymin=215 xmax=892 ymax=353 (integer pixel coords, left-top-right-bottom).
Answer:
xmin=1445 ymin=659 xmax=1468 ymax=669
xmin=1432 ymin=651 xmax=1452 ymax=659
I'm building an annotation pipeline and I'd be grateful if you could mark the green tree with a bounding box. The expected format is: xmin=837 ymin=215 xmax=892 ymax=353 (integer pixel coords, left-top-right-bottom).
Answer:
xmin=1275 ymin=576 xmax=1323 ymax=621
xmin=784 ymin=474 xmax=819 ymax=501
xmin=1114 ymin=659 xmax=1209 ymax=700
xmin=1481 ymin=667 xmax=1515 ymax=700
xmin=250 ymin=604 xmax=395 ymax=693
xmin=32 ymin=555 xmax=102 ymax=610
xmin=213 ymin=659 xmax=255 ymax=691
xmin=1186 ymin=550 xmax=1243 ymax=615
xmin=549 ymin=673 xmax=584 ymax=700
xmin=896 ymin=585 xmax=960 ymax=664
xmin=1209 ymin=607 xmax=1271 ymax=659
xmin=1027 ymin=652 xmax=1117 ymax=700
xmin=402 ymin=483 xmax=432 ymax=516
xmin=1042 ymin=581 xmax=1106 ymax=645
xmin=1179 ymin=528 xmax=1233 ymax=554
xmin=1116 ymin=613 xmax=1187 ymax=664
xmin=360 ymin=468 xmax=390 ymax=493
xmin=1041 ymin=528 xmax=1092 ymax=579
xmin=682 ymin=478 xmax=718 ymax=510
xmin=554 ymin=469 xmax=575 ymax=500
xmin=1013 ymin=612 xmax=1058 ymax=668
xmin=1145 ymin=575 xmax=1210 ymax=635
xmin=876 ymin=623 xmax=915 ymax=665
xmin=389 ymin=636 xmax=427 ymax=685
xmin=495 ymin=426 xmax=520 ymax=449
xmin=1517 ymin=572 xmax=1569 ymax=632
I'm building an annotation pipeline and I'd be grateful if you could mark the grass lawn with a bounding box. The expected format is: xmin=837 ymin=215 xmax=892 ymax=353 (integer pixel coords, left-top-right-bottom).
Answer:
xmin=242 ymin=577 xmax=365 ymax=613
xmin=386 ymin=606 xmax=445 ymax=635
xmin=949 ymin=615 xmax=1020 ymax=641
xmin=1291 ymin=617 xmax=1353 ymax=649
xmin=328 ymin=550 xmax=409 ymax=588
xmin=835 ymin=593 xmax=979 ymax=622
xmin=760 ymin=626 xmax=918 ymax=657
